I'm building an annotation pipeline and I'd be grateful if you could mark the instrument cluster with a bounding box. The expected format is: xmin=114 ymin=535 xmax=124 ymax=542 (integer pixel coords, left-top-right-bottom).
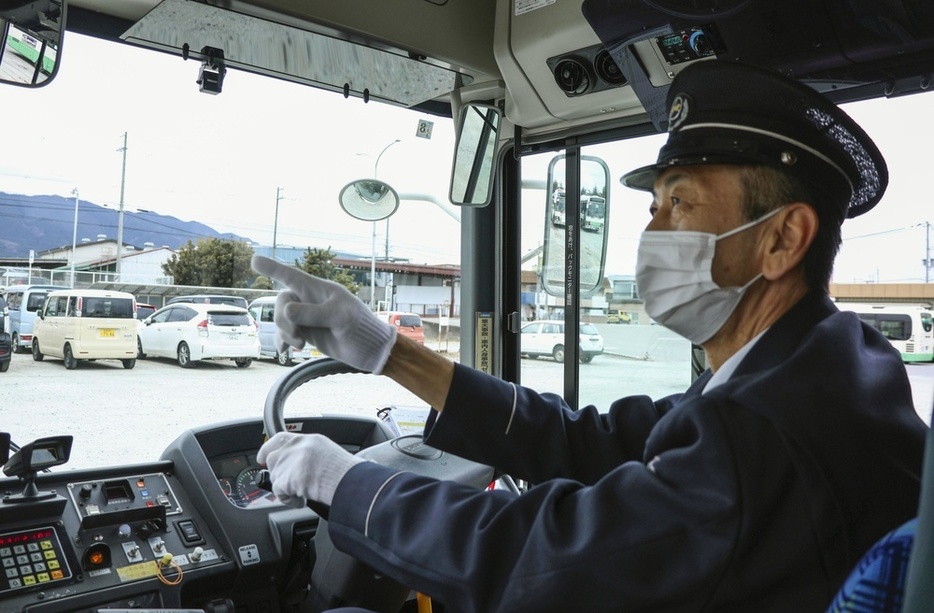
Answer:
xmin=210 ymin=453 xmax=279 ymax=509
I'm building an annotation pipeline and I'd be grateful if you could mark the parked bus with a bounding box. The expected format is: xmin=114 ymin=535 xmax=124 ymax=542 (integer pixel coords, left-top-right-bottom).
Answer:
xmin=581 ymin=195 xmax=606 ymax=232
xmin=0 ymin=1 xmax=932 ymax=611
xmin=838 ymin=303 xmax=934 ymax=362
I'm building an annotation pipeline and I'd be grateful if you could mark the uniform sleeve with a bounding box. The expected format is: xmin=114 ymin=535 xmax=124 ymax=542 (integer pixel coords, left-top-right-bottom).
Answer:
xmin=328 ymin=399 xmax=743 ymax=613
xmin=423 ymin=363 xmax=680 ymax=484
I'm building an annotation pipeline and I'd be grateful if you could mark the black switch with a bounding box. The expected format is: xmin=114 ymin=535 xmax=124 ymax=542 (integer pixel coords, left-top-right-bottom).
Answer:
xmin=177 ymin=519 xmax=203 ymax=544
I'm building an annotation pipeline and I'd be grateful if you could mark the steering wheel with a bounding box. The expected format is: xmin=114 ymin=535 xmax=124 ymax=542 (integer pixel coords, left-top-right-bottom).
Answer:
xmin=262 ymin=356 xmax=496 ymax=612
xmin=263 ymin=356 xmax=367 ymax=437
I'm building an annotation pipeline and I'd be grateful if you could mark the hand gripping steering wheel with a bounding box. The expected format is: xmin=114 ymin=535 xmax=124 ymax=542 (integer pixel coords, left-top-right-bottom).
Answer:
xmin=262 ymin=357 xmax=495 ymax=611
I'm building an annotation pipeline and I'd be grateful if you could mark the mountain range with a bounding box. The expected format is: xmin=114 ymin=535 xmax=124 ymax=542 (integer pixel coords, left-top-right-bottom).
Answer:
xmin=0 ymin=192 xmax=253 ymax=258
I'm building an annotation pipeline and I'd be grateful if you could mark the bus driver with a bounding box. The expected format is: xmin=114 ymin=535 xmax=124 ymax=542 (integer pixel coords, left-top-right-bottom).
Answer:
xmin=251 ymin=61 xmax=928 ymax=611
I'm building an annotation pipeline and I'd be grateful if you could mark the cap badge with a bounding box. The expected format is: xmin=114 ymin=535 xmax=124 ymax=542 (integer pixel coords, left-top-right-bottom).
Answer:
xmin=668 ymin=93 xmax=691 ymax=132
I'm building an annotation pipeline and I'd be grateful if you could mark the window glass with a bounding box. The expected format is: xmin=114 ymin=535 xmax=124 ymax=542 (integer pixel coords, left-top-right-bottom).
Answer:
xmin=26 ymin=293 xmax=48 ymax=311
xmin=398 ymin=315 xmax=422 ymax=327
xmin=169 ymin=307 xmax=195 ymax=323
xmin=209 ymin=312 xmax=252 ymax=326
xmin=84 ymin=297 xmax=133 ymax=318
xmin=878 ymin=315 xmax=911 ymax=341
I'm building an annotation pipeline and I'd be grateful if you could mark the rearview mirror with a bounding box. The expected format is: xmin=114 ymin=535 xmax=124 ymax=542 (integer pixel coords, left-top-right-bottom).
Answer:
xmin=450 ymin=103 xmax=501 ymax=207
xmin=339 ymin=179 xmax=400 ymax=222
xmin=541 ymin=154 xmax=611 ymax=297
xmin=0 ymin=0 xmax=65 ymax=87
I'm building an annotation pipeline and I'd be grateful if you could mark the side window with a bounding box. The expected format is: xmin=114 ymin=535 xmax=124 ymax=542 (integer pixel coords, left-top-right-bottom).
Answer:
xmin=262 ymin=304 xmax=275 ymax=323
xmin=521 ymin=322 xmax=539 ymax=335
xmin=7 ymin=293 xmax=20 ymax=310
xmin=47 ymin=297 xmax=66 ymax=317
xmin=67 ymin=297 xmax=78 ymax=316
xmin=169 ymin=307 xmax=195 ymax=323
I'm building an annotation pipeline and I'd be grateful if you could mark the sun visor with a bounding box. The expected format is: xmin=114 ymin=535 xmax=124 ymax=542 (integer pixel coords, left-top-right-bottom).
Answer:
xmin=121 ymin=0 xmax=465 ymax=107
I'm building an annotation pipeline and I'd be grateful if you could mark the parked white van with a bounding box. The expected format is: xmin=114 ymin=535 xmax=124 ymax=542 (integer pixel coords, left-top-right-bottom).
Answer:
xmin=248 ymin=295 xmax=323 ymax=365
xmin=2 ymin=284 xmax=65 ymax=352
xmin=31 ymin=289 xmax=139 ymax=369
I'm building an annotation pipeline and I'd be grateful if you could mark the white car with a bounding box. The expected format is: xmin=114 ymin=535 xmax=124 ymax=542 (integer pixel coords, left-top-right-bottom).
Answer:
xmin=520 ymin=320 xmax=604 ymax=363
xmin=137 ymin=303 xmax=261 ymax=368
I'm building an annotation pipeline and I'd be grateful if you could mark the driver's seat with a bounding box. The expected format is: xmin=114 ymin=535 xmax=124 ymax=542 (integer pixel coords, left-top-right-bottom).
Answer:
xmin=827 ymin=415 xmax=933 ymax=613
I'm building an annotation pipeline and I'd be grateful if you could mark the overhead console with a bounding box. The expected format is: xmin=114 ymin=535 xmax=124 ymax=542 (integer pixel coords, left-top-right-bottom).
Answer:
xmin=494 ymin=0 xmax=934 ymax=136
xmin=580 ymin=0 xmax=934 ymax=130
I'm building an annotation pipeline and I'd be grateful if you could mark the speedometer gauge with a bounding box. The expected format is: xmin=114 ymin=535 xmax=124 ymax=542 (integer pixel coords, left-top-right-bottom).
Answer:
xmin=235 ymin=467 xmax=263 ymax=502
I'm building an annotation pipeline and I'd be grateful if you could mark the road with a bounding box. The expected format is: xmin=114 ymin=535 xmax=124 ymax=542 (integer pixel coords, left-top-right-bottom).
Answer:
xmin=3 ymin=338 xmax=932 ymax=470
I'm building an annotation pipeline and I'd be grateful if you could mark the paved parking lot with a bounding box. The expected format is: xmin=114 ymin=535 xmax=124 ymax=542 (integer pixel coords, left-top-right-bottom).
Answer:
xmin=4 ymin=342 xmax=932 ymax=471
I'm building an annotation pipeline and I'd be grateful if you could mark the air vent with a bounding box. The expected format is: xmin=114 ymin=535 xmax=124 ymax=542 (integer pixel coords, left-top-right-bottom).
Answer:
xmin=594 ymin=49 xmax=627 ymax=86
xmin=547 ymin=44 xmax=628 ymax=98
xmin=553 ymin=57 xmax=592 ymax=96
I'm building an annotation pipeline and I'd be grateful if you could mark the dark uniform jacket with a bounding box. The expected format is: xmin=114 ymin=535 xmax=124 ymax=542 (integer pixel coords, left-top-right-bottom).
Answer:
xmin=329 ymin=293 xmax=928 ymax=612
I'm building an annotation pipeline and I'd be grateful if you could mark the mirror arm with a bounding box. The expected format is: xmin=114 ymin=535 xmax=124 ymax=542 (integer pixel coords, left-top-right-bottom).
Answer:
xmin=514 ymin=122 xmax=522 ymax=161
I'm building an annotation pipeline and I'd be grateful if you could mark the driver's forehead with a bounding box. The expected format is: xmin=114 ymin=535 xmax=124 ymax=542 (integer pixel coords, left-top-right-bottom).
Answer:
xmin=652 ymin=165 xmax=745 ymax=203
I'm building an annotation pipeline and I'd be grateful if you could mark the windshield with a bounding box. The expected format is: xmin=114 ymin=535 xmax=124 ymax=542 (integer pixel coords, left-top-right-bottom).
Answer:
xmin=0 ymin=33 xmax=458 ymax=470
xmin=1 ymin=32 xmax=932 ymax=475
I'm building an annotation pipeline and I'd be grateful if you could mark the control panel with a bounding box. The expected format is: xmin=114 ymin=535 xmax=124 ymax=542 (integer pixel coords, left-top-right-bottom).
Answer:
xmin=67 ymin=473 xmax=182 ymax=522
xmin=654 ymin=25 xmax=725 ymax=66
xmin=0 ymin=526 xmax=74 ymax=595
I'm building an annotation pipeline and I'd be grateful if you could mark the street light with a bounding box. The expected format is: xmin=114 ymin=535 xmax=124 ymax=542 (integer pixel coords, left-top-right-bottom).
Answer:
xmin=272 ymin=186 xmax=284 ymax=261
xmin=70 ymin=188 xmax=79 ymax=288
xmin=372 ymin=139 xmax=400 ymax=310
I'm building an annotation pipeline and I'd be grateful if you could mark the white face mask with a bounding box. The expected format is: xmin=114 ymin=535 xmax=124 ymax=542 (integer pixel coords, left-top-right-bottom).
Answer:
xmin=635 ymin=207 xmax=784 ymax=345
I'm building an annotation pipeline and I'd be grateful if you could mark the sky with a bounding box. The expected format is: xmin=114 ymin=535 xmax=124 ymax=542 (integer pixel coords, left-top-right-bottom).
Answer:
xmin=1 ymin=32 xmax=933 ymax=282
xmin=0 ymin=33 xmax=460 ymax=265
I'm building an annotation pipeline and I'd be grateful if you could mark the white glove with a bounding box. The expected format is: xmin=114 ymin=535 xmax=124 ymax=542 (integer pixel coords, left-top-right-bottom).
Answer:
xmin=252 ymin=255 xmax=397 ymax=374
xmin=257 ymin=432 xmax=364 ymax=508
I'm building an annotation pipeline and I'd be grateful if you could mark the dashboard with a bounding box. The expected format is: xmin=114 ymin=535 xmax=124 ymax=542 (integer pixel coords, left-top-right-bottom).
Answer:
xmin=0 ymin=414 xmax=398 ymax=612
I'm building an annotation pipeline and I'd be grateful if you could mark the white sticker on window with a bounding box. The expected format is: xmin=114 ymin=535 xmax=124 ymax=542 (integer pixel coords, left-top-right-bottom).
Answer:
xmin=515 ymin=0 xmax=556 ymax=16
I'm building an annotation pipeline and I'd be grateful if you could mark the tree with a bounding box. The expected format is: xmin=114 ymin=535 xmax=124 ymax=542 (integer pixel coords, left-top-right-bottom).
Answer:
xmin=252 ymin=275 xmax=274 ymax=290
xmin=162 ymin=238 xmax=255 ymax=287
xmin=296 ymin=247 xmax=359 ymax=293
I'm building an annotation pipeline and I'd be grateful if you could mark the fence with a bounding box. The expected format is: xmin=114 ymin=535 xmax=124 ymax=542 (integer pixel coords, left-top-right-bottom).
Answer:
xmin=0 ymin=267 xmax=174 ymax=289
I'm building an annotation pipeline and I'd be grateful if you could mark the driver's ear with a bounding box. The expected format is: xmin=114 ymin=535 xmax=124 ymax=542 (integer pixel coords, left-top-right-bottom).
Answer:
xmin=761 ymin=203 xmax=818 ymax=281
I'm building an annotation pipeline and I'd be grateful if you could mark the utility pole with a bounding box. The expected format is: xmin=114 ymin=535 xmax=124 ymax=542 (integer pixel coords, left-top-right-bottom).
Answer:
xmin=375 ymin=139 xmax=400 ymax=310
xmin=71 ymin=188 xmax=79 ymax=288
xmin=115 ymin=132 xmax=128 ymax=280
xmin=272 ymin=187 xmax=284 ymax=261
xmin=927 ymin=221 xmax=931 ymax=283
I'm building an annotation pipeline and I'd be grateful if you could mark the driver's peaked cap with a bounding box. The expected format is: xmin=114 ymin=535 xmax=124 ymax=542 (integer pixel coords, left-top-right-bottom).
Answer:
xmin=620 ymin=60 xmax=888 ymax=220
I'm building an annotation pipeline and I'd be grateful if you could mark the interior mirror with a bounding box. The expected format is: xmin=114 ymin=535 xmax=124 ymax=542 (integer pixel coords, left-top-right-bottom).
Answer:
xmin=339 ymin=179 xmax=400 ymax=222
xmin=0 ymin=0 xmax=64 ymax=87
xmin=541 ymin=154 xmax=611 ymax=297
xmin=450 ymin=103 xmax=501 ymax=207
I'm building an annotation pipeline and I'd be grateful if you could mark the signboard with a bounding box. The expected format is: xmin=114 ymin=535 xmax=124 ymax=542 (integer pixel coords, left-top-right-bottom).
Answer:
xmin=475 ymin=311 xmax=493 ymax=373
